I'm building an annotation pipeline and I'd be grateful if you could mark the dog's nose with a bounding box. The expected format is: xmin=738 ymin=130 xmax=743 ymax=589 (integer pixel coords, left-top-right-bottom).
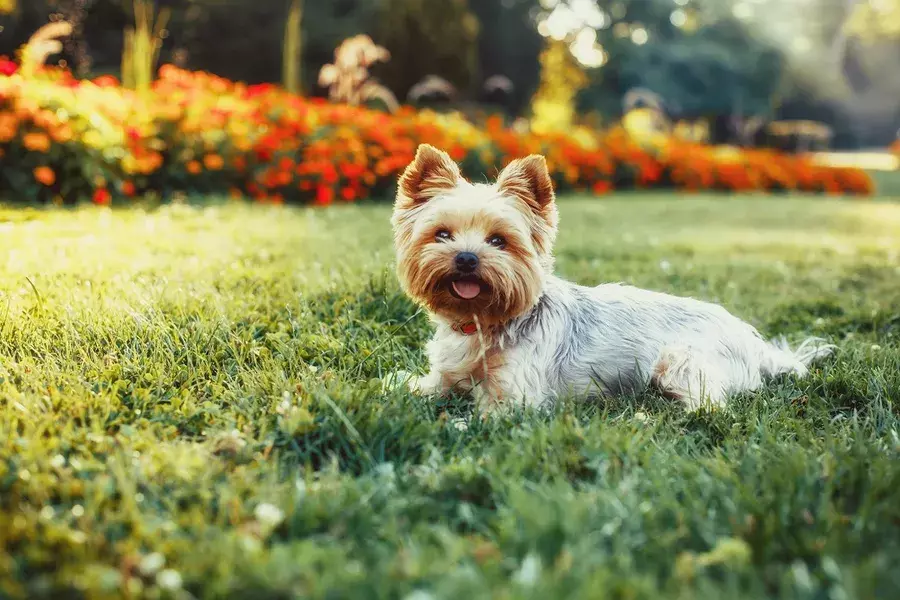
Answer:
xmin=455 ymin=252 xmax=479 ymax=273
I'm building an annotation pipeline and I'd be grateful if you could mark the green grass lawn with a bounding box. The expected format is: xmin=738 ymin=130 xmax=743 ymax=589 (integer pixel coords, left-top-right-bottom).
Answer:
xmin=1 ymin=194 xmax=899 ymax=599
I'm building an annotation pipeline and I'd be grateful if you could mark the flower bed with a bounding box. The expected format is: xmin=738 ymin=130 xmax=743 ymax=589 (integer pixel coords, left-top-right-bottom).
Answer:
xmin=0 ymin=59 xmax=874 ymax=205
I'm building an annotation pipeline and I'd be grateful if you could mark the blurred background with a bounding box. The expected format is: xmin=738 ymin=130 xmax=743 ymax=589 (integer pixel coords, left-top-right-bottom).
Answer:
xmin=2 ymin=0 xmax=898 ymax=150
xmin=1 ymin=0 xmax=898 ymax=206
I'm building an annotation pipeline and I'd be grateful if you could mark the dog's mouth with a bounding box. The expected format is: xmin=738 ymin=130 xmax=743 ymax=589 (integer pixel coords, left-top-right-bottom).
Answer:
xmin=446 ymin=276 xmax=486 ymax=300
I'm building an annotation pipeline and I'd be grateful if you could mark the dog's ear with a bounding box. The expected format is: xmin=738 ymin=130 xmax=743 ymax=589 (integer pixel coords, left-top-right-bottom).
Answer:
xmin=396 ymin=144 xmax=461 ymax=208
xmin=497 ymin=155 xmax=558 ymax=257
xmin=496 ymin=154 xmax=555 ymax=214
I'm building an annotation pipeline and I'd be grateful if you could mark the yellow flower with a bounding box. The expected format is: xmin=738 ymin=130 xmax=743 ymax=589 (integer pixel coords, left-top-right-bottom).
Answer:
xmin=81 ymin=130 xmax=105 ymax=149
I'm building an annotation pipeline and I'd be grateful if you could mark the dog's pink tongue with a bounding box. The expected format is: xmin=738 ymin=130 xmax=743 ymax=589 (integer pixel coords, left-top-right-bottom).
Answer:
xmin=452 ymin=280 xmax=481 ymax=299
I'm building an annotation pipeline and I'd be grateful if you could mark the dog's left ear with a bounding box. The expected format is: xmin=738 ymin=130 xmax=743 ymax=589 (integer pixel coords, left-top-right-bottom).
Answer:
xmin=497 ymin=155 xmax=558 ymax=258
xmin=497 ymin=155 xmax=558 ymax=257
xmin=497 ymin=155 xmax=556 ymax=216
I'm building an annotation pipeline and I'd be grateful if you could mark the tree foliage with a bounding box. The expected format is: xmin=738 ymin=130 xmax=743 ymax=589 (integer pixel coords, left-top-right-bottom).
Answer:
xmin=847 ymin=0 xmax=900 ymax=41
xmin=557 ymin=0 xmax=786 ymax=119
xmin=374 ymin=0 xmax=479 ymax=99
xmin=469 ymin=0 xmax=543 ymax=114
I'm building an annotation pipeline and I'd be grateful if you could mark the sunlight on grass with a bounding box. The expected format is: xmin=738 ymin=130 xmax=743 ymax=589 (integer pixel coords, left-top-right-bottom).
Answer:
xmin=1 ymin=195 xmax=898 ymax=598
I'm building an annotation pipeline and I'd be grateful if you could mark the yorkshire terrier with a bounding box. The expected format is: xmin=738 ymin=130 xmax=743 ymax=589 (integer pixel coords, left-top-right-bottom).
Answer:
xmin=391 ymin=144 xmax=832 ymax=415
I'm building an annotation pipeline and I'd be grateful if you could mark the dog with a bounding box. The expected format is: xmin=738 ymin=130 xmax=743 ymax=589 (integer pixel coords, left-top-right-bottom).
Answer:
xmin=391 ymin=144 xmax=832 ymax=414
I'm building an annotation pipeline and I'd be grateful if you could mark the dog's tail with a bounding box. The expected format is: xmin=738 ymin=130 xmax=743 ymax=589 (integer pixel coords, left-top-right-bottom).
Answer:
xmin=762 ymin=336 xmax=835 ymax=378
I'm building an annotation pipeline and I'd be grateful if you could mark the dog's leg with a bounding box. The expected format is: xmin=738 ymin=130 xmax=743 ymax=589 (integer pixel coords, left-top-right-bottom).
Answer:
xmin=472 ymin=379 xmax=520 ymax=417
xmin=651 ymin=347 xmax=727 ymax=411
xmin=406 ymin=370 xmax=444 ymax=396
xmin=472 ymin=369 xmax=550 ymax=418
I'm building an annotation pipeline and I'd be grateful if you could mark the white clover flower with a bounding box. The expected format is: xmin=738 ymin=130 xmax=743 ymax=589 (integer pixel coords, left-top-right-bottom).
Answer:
xmin=254 ymin=502 xmax=285 ymax=529
xmin=513 ymin=553 xmax=541 ymax=587
xmin=139 ymin=552 xmax=165 ymax=576
xmin=452 ymin=418 xmax=469 ymax=432
xmin=156 ymin=569 xmax=183 ymax=590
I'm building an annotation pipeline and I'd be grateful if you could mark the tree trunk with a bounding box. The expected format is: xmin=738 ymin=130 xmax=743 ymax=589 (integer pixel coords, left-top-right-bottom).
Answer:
xmin=282 ymin=0 xmax=303 ymax=94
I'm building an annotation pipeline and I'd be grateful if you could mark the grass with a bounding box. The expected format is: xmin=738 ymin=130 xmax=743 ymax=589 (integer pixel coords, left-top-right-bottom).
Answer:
xmin=1 ymin=194 xmax=899 ymax=599
xmin=871 ymin=169 xmax=900 ymax=199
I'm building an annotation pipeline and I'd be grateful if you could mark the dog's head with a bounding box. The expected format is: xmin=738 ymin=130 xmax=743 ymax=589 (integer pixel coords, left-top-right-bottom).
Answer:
xmin=391 ymin=144 xmax=558 ymax=326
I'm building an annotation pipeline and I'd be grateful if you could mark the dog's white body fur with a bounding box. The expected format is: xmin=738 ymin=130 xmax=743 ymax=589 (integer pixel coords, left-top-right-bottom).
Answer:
xmin=392 ymin=144 xmax=832 ymax=413
xmin=411 ymin=275 xmax=832 ymax=411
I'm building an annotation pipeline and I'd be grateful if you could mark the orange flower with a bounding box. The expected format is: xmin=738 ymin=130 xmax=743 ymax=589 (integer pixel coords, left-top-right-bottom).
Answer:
xmin=276 ymin=170 xmax=292 ymax=186
xmin=50 ymin=124 xmax=74 ymax=144
xmin=203 ymin=154 xmax=224 ymax=170
xmin=23 ymin=132 xmax=51 ymax=153
xmin=0 ymin=61 xmax=875 ymax=204
xmin=0 ymin=112 xmax=17 ymax=143
xmin=33 ymin=166 xmax=56 ymax=186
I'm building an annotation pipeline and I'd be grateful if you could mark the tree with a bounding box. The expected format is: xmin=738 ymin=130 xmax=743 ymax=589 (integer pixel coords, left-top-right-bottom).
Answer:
xmin=540 ymin=0 xmax=786 ymax=121
xmin=530 ymin=39 xmax=587 ymax=134
xmin=282 ymin=0 xmax=302 ymax=93
xmin=469 ymin=0 xmax=544 ymax=115
xmin=846 ymin=0 xmax=900 ymax=41
xmin=374 ymin=0 xmax=479 ymax=99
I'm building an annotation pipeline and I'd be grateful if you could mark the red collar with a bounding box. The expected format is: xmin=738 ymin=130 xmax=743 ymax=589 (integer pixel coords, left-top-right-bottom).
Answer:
xmin=453 ymin=322 xmax=480 ymax=336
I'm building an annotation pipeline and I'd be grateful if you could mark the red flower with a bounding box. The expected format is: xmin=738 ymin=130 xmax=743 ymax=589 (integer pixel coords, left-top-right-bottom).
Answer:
xmin=93 ymin=75 xmax=120 ymax=88
xmin=638 ymin=162 xmax=663 ymax=185
xmin=0 ymin=57 xmax=17 ymax=76
xmin=592 ymin=180 xmax=612 ymax=195
xmin=315 ymin=185 xmax=334 ymax=206
xmin=340 ymin=163 xmax=365 ymax=179
xmin=93 ymin=188 xmax=112 ymax=206
xmin=246 ymin=83 xmax=276 ymax=98
xmin=321 ymin=164 xmax=338 ymax=184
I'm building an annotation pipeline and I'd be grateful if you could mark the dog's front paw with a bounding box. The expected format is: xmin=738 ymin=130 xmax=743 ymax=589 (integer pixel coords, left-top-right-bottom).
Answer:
xmin=382 ymin=370 xmax=442 ymax=396
xmin=381 ymin=370 xmax=413 ymax=394
xmin=408 ymin=371 xmax=442 ymax=396
xmin=473 ymin=386 xmax=509 ymax=419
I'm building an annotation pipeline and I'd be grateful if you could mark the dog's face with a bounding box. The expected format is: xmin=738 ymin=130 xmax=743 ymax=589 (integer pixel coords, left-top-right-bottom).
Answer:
xmin=392 ymin=144 xmax=558 ymax=326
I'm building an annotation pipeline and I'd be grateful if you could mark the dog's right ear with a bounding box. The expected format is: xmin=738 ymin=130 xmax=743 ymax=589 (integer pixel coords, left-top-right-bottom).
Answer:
xmin=396 ymin=144 xmax=461 ymax=208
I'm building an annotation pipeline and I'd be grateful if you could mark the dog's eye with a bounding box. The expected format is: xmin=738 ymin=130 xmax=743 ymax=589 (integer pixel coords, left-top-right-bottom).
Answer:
xmin=435 ymin=229 xmax=452 ymax=241
xmin=487 ymin=235 xmax=506 ymax=249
